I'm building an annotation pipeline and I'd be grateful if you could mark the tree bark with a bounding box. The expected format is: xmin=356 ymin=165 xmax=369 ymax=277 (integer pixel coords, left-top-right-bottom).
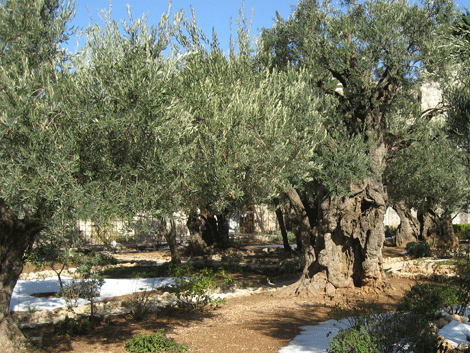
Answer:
xmin=394 ymin=201 xmax=420 ymax=247
xmin=418 ymin=210 xmax=459 ymax=249
xmin=186 ymin=211 xmax=207 ymax=255
xmin=164 ymin=219 xmax=181 ymax=264
xmin=216 ymin=212 xmax=230 ymax=249
xmin=0 ymin=199 xmax=43 ymax=353
xmin=285 ymin=140 xmax=388 ymax=296
xmin=286 ymin=178 xmax=387 ymax=296
xmin=284 ymin=188 xmax=319 ymax=296
xmin=274 ymin=198 xmax=292 ymax=252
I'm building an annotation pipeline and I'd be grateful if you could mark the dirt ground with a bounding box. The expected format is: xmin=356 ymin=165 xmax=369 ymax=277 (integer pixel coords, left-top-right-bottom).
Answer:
xmin=23 ymin=246 xmax=418 ymax=353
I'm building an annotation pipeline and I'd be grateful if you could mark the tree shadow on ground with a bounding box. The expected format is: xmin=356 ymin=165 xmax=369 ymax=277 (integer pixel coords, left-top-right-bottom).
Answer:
xmin=246 ymin=288 xmax=405 ymax=344
xmin=25 ymin=306 xmax=220 ymax=352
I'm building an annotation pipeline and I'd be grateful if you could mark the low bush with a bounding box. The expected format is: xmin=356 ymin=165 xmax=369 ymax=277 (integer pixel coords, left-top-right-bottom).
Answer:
xmin=58 ymin=277 xmax=104 ymax=315
xmin=452 ymin=257 xmax=470 ymax=315
xmin=90 ymin=253 xmax=118 ymax=266
xmin=125 ymin=330 xmax=188 ymax=353
xmin=170 ymin=264 xmax=231 ymax=311
xmin=397 ymin=282 xmax=458 ymax=319
xmin=54 ymin=315 xmax=100 ymax=336
xmin=405 ymin=241 xmax=432 ymax=258
xmin=122 ymin=287 xmax=157 ymax=321
xmin=58 ymin=254 xmax=105 ymax=317
xmin=171 ymin=265 xmax=217 ymax=311
xmin=453 ymin=223 xmax=470 ymax=240
xmin=270 ymin=230 xmax=296 ymax=243
xmin=328 ymin=311 xmax=438 ymax=353
xmin=329 ymin=324 xmax=379 ymax=353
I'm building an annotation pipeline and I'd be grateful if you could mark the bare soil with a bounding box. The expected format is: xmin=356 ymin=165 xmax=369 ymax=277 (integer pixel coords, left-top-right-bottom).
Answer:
xmin=22 ymin=246 xmax=419 ymax=353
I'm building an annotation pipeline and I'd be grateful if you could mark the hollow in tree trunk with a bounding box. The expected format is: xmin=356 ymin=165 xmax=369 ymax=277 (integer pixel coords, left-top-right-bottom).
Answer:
xmin=0 ymin=199 xmax=43 ymax=353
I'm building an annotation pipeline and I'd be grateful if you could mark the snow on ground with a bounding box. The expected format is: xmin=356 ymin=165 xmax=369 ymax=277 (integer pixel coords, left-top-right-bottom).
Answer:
xmin=439 ymin=319 xmax=470 ymax=348
xmin=10 ymin=277 xmax=174 ymax=312
xmin=278 ymin=319 xmax=350 ymax=353
xmin=10 ymin=275 xmax=470 ymax=352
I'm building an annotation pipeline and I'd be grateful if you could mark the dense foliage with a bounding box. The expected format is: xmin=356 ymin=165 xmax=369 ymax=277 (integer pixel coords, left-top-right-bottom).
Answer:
xmin=125 ymin=330 xmax=188 ymax=353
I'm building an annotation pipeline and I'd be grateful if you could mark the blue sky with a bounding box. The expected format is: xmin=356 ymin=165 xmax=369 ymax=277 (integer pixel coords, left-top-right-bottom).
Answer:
xmin=64 ymin=0 xmax=470 ymax=53
xmin=63 ymin=1 xmax=296 ymax=53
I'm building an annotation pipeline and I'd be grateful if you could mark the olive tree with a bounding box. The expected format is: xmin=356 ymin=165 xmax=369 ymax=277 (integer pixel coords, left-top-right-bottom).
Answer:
xmin=386 ymin=133 xmax=468 ymax=247
xmin=61 ymin=6 xmax=189 ymax=262
xmin=169 ymin=10 xmax=327 ymax=249
xmin=447 ymin=10 xmax=470 ymax=157
xmin=258 ymin=0 xmax=457 ymax=294
xmin=0 ymin=0 xmax=76 ymax=350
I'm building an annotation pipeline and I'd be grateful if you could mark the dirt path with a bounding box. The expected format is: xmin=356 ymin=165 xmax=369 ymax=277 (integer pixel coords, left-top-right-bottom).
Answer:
xmin=24 ymin=246 xmax=417 ymax=352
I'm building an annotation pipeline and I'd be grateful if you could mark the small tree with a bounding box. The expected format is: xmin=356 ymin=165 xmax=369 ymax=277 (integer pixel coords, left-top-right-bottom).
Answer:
xmin=61 ymin=260 xmax=104 ymax=318
xmin=386 ymin=134 xmax=468 ymax=248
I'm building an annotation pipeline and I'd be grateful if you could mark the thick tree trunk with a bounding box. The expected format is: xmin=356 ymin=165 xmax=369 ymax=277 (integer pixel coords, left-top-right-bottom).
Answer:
xmin=284 ymin=189 xmax=319 ymax=295
xmin=274 ymin=198 xmax=291 ymax=252
xmin=286 ymin=139 xmax=388 ymax=296
xmin=418 ymin=210 xmax=459 ymax=249
xmin=287 ymin=178 xmax=387 ymax=296
xmin=216 ymin=212 xmax=230 ymax=249
xmin=0 ymin=199 xmax=43 ymax=353
xmin=186 ymin=211 xmax=207 ymax=255
xmin=394 ymin=201 xmax=420 ymax=247
xmin=164 ymin=219 xmax=181 ymax=264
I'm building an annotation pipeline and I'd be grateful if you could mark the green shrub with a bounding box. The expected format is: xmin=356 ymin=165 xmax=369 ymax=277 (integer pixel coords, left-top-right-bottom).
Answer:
xmin=171 ymin=265 xmax=218 ymax=311
xmin=58 ymin=277 xmax=104 ymax=315
xmin=452 ymin=257 xmax=470 ymax=315
xmin=54 ymin=315 xmax=99 ymax=336
xmin=453 ymin=223 xmax=470 ymax=240
xmin=405 ymin=241 xmax=432 ymax=258
xmin=91 ymin=253 xmax=118 ymax=266
xmin=397 ymin=283 xmax=458 ymax=319
xmin=329 ymin=325 xmax=379 ymax=353
xmin=270 ymin=230 xmax=296 ymax=243
xmin=125 ymin=330 xmax=188 ymax=353
xmin=371 ymin=312 xmax=438 ymax=353
xmin=59 ymin=254 xmax=105 ymax=317
xmin=329 ymin=312 xmax=438 ymax=353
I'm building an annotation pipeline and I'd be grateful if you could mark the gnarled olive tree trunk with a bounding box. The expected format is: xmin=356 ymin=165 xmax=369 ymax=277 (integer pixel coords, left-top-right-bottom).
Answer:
xmin=287 ymin=142 xmax=388 ymax=296
xmin=186 ymin=211 xmax=207 ymax=255
xmin=418 ymin=210 xmax=459 ymax=249
xmin=287 ymin=177 xmax=387 ymax=296
xmin=216 ymin=211 xmax=230 ymax=249
xmin=394 ymin=201 xmax=420 ymax=247
xmin=0 ymin=200 xmax=43 ymax=353
xmin=163 ymin=219 xmax=181 ymax=264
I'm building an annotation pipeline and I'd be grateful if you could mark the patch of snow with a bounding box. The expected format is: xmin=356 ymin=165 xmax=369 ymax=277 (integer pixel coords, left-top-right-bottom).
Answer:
xmin=439 ymin=320 xmax=470 ymax=348
xmin=279 ymin=319 xmax=349 ymax=353
xmin=10 ymin=277 xmax=174 ymax=312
